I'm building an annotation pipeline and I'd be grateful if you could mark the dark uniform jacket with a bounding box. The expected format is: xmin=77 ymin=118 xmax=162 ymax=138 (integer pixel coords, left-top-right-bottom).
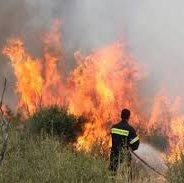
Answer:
xmin=109 ymin=120 xmax=140 ymax=172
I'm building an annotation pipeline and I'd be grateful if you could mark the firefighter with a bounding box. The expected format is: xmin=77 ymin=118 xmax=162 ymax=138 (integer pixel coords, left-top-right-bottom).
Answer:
xmin=109 ymin=108 xmax=140 ymax=174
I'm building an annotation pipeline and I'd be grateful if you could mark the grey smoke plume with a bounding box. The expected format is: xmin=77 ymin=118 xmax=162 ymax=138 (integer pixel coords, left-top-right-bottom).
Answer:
xmin=0 ymin=0 xmax=184 ymax=107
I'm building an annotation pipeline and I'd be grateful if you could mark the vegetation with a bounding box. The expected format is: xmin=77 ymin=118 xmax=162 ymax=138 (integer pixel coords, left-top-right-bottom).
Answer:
xmin=0 ymin=105 xmax=180 ymax=183
xmin=25 ymin=105 xmax=86 ymax=143
xmin=0 ymin=130 xmax=110 ymax=183
xmin=0 ymin=128 xmax=161 ymax=183
xmin=167 ymin=153 xmax=184 ymax=183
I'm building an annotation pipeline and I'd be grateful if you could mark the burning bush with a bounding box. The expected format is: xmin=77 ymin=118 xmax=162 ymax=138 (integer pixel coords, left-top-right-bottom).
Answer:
xmin=25 ymin=105 xmax=86 ymax=143
xmin=3 ymin=20 xmax=184 ymax=157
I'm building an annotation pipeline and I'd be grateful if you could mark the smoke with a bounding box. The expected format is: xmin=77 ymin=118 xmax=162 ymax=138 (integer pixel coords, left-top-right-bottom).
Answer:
xmin=0 ymin=0 xmax=30 ymax=108
xmin=135 ymin=143 xmax=168 ymax=174
xmin=0 ymin=0 xmax=184 ymax=107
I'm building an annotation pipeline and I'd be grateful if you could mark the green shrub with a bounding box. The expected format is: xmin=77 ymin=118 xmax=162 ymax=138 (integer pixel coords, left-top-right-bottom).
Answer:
xmin=0 ymin=130 xmax=110 ymax=183
xmin=0 ymin=106 xmax=167 ymax=183
xmin=0 ymin=128 xmax=162 ymax=183
xmin=25 ymin=105 xmax=85 ymax=143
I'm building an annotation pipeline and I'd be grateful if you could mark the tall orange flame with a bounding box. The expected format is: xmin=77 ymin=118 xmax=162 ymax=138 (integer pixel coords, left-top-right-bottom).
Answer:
xmin=2 ymin=20 xmax=184 ymax=159
xmin=3 ymin=39 xmax=43 ymax=112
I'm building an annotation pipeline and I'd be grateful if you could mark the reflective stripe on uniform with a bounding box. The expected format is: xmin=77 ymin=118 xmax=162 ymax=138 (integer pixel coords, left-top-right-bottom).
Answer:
xmin=130 ymin=136 xmax=139 ymax=144
xmin=111 ymin=128 xmax=129 ymax=136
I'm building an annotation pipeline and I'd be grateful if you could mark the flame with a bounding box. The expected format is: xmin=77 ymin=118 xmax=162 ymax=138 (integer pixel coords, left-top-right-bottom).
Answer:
xmin=2 ymin=39 xmax=43 ymax=112
xmin=68 ymin=43 xmax=142 ymax=150
xmin=149 ymin=91 xmax=184 ymax=161
xmin=2 ymin=20 xmax=184 ymax=158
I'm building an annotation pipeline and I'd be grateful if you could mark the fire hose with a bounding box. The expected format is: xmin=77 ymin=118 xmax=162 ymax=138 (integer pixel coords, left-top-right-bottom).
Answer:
xmin=131 ymin=151 xmax=166 ymax=179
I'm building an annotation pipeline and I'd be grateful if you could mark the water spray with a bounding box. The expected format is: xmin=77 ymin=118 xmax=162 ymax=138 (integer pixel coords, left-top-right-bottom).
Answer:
xmin=131 ymin=143 xmax=167 ymax=179
xmin=131 ymin=151 xmax=166 ymax=178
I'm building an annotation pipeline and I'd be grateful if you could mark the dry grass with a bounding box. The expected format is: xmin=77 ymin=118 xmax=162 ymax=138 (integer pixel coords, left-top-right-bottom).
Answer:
xmin=0 ymin=128 xmax=168 ymax=183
